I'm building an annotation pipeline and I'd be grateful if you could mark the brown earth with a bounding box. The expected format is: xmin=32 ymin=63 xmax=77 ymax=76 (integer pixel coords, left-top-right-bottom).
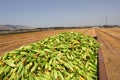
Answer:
xmin=0 ymin=28 xmax=120 ymax=80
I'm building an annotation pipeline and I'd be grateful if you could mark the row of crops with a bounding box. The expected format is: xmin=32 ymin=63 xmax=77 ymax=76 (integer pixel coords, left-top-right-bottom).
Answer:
xmin=0 ymin=32 xmax=100 ymax=80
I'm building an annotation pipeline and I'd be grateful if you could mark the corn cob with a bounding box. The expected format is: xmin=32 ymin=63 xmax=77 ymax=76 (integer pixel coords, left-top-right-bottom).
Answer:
xmin=17 ymin=63 xmax=24 ymax=75
xmin=31 ymin=62 xmax=38 ymax=73
xmin=25 ymin=62 xmax=33 ymax=71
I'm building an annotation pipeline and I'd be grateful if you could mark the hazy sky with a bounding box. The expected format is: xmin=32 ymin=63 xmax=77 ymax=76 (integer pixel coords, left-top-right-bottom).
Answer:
xmin=0 ymin=0 xmax=120 ymax=27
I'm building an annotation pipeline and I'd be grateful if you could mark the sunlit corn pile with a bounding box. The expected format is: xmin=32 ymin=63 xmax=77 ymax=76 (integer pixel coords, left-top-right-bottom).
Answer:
xmin=0 ymin=32 xmax=100 ymax=80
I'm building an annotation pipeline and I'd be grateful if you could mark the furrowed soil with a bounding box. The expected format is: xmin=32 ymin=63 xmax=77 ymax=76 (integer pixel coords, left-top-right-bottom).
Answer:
xmin=0 ymin=28 xmax=120 ymax=80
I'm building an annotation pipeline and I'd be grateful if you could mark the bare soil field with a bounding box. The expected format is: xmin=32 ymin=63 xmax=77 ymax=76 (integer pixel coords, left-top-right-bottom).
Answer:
xmin=0 ymin=28 xmax=120 ymax=80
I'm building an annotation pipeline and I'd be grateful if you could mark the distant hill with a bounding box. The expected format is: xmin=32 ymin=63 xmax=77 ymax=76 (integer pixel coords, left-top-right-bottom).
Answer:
xmin=0 ymin=25 xmax=33 ymax=30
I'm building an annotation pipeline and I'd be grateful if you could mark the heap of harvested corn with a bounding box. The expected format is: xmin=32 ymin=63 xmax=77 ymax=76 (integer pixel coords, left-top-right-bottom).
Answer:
xmin=0 ymin=32 xmax=100 ymax=80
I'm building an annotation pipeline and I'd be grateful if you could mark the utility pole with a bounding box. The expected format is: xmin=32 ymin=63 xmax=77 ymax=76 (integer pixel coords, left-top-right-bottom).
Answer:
xmin=105 ymin=16 xmax=107 ymax=26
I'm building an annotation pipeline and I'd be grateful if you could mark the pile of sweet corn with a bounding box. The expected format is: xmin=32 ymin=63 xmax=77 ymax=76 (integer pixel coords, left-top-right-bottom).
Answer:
xmin=0 ymin=32 xmax=100 ymax=80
